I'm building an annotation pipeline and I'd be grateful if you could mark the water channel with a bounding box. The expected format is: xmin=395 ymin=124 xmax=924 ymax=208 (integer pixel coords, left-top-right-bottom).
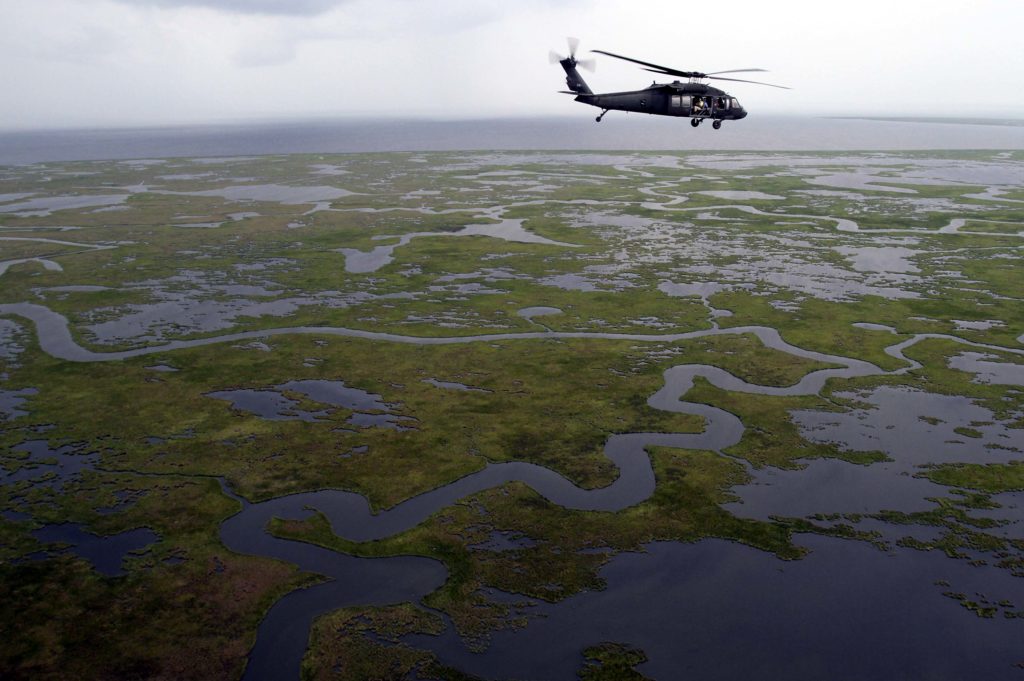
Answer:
xmin=2 ymin=302 xmax=1024 ymax=679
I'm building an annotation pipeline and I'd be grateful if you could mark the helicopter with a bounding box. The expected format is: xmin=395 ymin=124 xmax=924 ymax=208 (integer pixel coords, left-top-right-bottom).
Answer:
xmin=550 ymin=38 xmax=789 ymax=129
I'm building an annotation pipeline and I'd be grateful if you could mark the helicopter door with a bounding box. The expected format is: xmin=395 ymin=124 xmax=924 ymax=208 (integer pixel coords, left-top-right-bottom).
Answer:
xmin=671 ymin=94 xmax=692 ymax=115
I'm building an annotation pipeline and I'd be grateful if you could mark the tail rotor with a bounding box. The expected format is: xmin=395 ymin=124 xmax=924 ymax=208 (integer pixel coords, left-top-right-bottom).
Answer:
xmin=549 ymin=36 xmax=595 ymax=71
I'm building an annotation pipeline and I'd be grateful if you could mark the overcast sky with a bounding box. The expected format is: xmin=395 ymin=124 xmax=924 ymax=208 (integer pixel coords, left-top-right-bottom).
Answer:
xmin=1 ymin=0 xmax=1022 ymax=130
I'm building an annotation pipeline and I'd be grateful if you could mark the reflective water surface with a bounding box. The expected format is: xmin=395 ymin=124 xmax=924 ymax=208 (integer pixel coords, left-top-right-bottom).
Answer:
xmin=406 ymin=537 xmax=1024 ymax=681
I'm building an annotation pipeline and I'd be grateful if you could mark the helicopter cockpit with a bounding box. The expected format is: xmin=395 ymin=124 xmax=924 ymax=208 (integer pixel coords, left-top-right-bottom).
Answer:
xmin=704 ymin=97 xmax=742 ymax=112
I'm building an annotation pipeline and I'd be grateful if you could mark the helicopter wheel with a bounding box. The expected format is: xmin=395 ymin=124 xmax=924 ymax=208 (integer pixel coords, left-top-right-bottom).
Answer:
xmin=690 ymin=118 xmax=700 ymax=128
xmin=712 ymin=120 xmax=722 ymax=130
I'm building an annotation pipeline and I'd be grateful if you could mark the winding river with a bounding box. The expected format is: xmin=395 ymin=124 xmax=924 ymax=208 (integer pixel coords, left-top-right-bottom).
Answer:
xmin=2 ymin=303 xmax=1024 ymax=680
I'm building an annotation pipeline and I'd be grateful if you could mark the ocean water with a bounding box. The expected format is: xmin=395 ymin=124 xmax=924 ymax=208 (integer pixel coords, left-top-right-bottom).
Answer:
xmin=1 ymin=115 xmax=1023 ymax=165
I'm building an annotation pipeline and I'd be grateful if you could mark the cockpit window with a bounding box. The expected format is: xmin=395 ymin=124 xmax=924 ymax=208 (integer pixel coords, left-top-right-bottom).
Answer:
xmin=731 ymin=98 xmax=741 ymax=108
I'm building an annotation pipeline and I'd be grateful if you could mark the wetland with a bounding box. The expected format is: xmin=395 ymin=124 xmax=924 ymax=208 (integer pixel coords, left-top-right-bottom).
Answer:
xmin=1 ymin=150 xmax=1023 ymax=680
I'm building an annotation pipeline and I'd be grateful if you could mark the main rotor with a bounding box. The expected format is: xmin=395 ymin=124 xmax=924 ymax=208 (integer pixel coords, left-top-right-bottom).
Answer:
xmin=592 ymin=49 xmax=790 ymax=89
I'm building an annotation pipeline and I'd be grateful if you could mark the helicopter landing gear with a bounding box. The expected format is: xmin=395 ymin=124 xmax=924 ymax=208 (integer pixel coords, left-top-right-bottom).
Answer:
xmin=712 ymin=120 xmax=722 ymax=130
xmin=595 ymin=109 xmax=610 ymax=122
xmin=690 ymin=118 xmax=701 ymax=128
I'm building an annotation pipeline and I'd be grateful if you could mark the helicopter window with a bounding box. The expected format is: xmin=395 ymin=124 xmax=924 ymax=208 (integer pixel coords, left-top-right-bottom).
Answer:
xmin=671 ymin=95 xmax=682 ymax=107
xmin=731 ymin=98 xmax=741 ymax=108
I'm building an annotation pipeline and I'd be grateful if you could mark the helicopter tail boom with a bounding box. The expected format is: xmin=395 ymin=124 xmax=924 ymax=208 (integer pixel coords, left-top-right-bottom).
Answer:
xmin=560 ymin=57 xmax=593 ymax=95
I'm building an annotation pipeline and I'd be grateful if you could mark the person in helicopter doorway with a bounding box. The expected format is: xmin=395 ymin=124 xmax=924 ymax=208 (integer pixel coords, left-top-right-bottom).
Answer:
xmin=693 ymin=96 xmax=706 ymax=114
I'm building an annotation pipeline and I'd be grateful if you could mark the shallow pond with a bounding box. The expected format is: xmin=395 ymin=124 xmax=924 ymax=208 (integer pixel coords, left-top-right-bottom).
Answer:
xmin=337 ymin=218 xmax=577 ymax=274
xmin=406 ymin=536 xmax=1024 ymax=681
xmin=0 ymin=387 xmax=36 ymax=420
xmin=1 ymin=439 xmax=97 ymax=491
xmin=0 ymin=193 xmax=129 ymax=216
xmin=208 ymin=379 xmax=414 ymax=430
xmin=30 ymin=523 xmax=159 ymax=577
xmin=728 ymin=384 xmax=1021 ymax=513
xmin=834 ymin=245 xmax=921 ymax=273
xmin=949 ymin=351 xmax=1024 ymax=385
xmin=698 ymin=190 xmax=785 ymax=201
xmin=163 ymin=184 xmax=355 ymax=205
xmin=517 ymin=306 xmax=562 ymax=324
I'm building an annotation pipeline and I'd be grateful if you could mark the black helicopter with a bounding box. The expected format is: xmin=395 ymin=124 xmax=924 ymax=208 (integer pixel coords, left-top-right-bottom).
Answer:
xmin=551 ymin=38 xmax=789 ymax=129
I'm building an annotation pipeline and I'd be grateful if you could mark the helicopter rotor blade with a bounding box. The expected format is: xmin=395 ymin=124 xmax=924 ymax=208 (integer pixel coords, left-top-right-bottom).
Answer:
xmin=576 ymin=58 xmax=596 ymax=72
xmin=592 ymin=49 xmax=698 ymax=79
xmin=708 ymin=75 xmax=792 ymax=89
xmin=567 ymin=36 xmax=580 ymax=58
xmin=705 ymin=68 xmax=769 ymax=75
xmin=549 ymin=50 xmax=565 ymax=64
xmin=594 ymin=49 xmax=790 ymax=88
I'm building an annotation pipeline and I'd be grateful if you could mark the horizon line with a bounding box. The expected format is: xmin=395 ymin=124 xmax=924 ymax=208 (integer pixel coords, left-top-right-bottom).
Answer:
xmin=4 ymin=113 xmax=1024 ymax=136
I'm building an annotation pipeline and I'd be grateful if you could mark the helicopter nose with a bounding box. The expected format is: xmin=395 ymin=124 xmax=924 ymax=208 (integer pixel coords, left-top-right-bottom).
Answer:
xmin=736 ymin=109 xmax=748 ymax=119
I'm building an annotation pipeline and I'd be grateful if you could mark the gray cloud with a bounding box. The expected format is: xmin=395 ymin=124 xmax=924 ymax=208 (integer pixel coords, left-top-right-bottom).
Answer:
xmin=3 ymin=0 xmax=1021 ymax=130
xmin=125 ymin=0 xmax=351 ymax=16
xmin=233 ymin=37 xmax=298 ymax=67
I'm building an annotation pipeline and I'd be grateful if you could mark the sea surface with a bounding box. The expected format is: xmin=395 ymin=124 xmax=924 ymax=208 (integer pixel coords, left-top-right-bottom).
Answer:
xmin=2 ymin=115 xmax=1024 ymax=165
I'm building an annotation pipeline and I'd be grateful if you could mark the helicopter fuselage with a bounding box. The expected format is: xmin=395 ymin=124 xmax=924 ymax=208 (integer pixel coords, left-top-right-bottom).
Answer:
xmin=575 ymin=82 xmax=747 ymax=121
